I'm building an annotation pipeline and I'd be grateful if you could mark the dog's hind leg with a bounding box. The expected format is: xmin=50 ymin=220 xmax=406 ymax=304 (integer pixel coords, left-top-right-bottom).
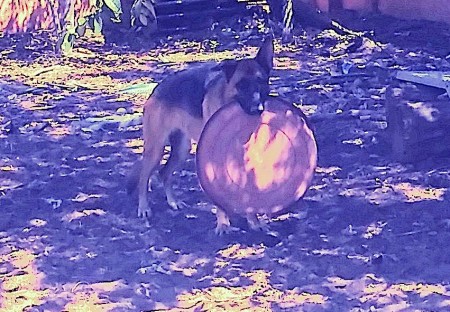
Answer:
xmin=138 ymin=102 xmax=169 ymax=219
xmin=138 ymin=144 xmax=163 ymax=218
xmin=159 ymin=130 xmax=191 ymax=210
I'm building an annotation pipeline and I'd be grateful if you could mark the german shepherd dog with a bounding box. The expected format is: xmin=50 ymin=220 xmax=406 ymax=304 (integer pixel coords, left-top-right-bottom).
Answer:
xmin=128 ymin=38 xmax=274 ymax=233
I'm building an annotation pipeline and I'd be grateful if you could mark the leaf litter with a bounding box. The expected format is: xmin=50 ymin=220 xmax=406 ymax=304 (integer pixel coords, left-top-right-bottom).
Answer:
xmin=0 ymin=11 xmax=450 ymax=311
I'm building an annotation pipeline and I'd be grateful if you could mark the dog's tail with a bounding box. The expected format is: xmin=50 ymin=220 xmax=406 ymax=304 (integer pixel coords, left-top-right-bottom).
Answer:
xmin=126 ymin=160 xmax=142 ymax=195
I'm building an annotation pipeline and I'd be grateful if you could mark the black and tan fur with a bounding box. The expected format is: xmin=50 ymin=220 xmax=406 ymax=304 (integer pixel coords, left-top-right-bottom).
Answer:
xmin=128 ymin=38 xmax=274 ymax=233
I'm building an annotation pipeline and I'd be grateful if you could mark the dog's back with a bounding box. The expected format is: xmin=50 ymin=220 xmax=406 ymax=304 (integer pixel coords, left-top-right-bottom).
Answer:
xmin=151 ymin=64 xmax=216 ymax=120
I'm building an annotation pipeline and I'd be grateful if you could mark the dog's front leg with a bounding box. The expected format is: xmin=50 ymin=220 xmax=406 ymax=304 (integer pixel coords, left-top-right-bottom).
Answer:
xmin=214 ymin=207 xmax=235 ymax=235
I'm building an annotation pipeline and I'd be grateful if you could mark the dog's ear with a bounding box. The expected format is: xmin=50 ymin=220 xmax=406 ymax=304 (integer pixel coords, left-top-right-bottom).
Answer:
xmin=217 ymin=60 xmax=239 ymax=81
xmin=255 ymin=37 xmax=274 ymax=74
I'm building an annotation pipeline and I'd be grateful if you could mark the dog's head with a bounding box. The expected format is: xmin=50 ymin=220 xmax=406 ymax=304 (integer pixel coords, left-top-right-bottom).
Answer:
xmin=219 ymin=37 xmax=274 ymax=115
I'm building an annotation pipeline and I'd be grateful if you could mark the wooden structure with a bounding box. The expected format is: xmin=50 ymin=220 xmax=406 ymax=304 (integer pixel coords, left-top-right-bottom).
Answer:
xmin=386 ymin=84 xmax=450 ymax=162
xmin=316 ymin=0 xmax=450 ymax=24
xmin=152 ymin=0 xmax=251 ymax=33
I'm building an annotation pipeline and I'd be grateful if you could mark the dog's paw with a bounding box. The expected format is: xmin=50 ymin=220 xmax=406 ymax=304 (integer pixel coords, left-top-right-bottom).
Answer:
xmin=247 ymin=215 xmax=269 ymax=232
xmin=138 ymin=205 xmax=152 ymax=219
xmin=249 ymin=221 xmax=270 ymax=232
xmin=167 ymin=199 xmax=187 ymax=211
xmin=214 ymin=224 xmax=239 ymax=236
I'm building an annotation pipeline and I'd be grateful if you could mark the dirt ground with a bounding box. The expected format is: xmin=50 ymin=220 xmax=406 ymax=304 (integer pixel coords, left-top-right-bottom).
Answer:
xmin=1 ymin=11 xmax=450 ymax=312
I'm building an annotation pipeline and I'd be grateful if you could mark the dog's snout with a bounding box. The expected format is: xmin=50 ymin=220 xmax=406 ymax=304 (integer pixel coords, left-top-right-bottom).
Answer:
xmin=235 ymin=76 xmax=270 ymax=115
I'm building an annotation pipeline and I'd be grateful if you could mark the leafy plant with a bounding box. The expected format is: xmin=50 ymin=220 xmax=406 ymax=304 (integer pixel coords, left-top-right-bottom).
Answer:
xmin=57 ymin=0 xmax=123 ymax=54
xmin=130 ymin=0 xmax=157 ymax=32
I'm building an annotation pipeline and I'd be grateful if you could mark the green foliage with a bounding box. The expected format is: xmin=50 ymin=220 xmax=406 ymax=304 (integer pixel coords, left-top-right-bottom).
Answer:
xmin=57 ymin=0 xmax=123 ymax=54
xmin=130 ymin=0 xmax=157 ymax=31
xmin=103 ymin=0 xmax=123 ymax=23
xmin=76 ymin=17 xmax=88 ymax=37
xmin=89 ymin=13 xmax=104 ymax=34
xmin=56 ymin=31 xmax=76 ymax=54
